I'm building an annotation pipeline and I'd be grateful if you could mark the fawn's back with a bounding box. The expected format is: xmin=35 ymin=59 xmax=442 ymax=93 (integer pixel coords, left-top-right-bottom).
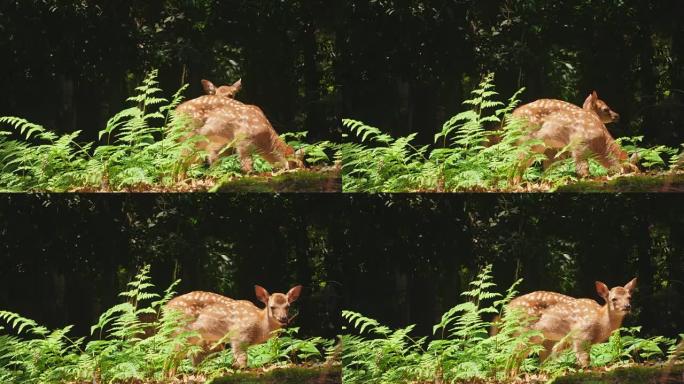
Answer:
xmin=510 ymin=91 xmax=633 ymax=178
xmin=175 ymin=80 xmax=299 ymax=171
xmin=166 ymin=291 xmax=266 ymax=344
xmin=511 ymin=92 xmax=620 ymax=149
xmin=512 ymin=91 xmax=620 ymax=126
xmin=165 ymin=285 xmax=302 ymax=368
xmin=509 ymin=291 xmax=605 ymax=341
xmin=508 ymin=279 xmax=636 ymax=347
xmin=166 ymin=291 xmax=236 ymax=318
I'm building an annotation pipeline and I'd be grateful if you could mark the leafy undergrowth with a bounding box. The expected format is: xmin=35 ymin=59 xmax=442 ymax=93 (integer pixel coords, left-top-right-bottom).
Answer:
xmin=341 ymin=265 xmax=684 ymax=384
xmin=0 ymin=70 xmax=339 ymax=193
xmin=0 ymin=266 xmax=338 ymax=384
xmin=341 ymin=73 xmax=683 ymax=193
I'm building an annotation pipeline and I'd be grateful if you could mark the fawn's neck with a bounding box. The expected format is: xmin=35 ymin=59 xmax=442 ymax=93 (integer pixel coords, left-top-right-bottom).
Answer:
xmin=598 ymin=304 xmax=626 ymax=341
xmin=257 ymin=307 xmax=284 ymax=335
xmin=271 ymin=134 xmax=294 ymax=156
xmin=608 ymin=140 xmax=629 ymax=161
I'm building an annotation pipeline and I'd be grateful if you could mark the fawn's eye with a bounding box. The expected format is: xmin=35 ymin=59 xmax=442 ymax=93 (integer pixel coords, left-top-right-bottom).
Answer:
xmin=611 ymin=298 xmax=617 ymax=302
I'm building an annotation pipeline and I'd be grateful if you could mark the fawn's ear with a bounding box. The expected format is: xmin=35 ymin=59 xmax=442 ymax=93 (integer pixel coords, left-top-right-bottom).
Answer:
xmin=583 ymin=91 xmax=598 ymax=109
xmin=202 ymin=79 xmax=217 ymax=95
xmin=231 ymin=78 xmax=242 ymax=90
xmin=287 ymin=285 xmax=303 ymax=303
xmin=624 ymin=278 xmax=637 ymax=292
xmin=595 ymin=281 xmax=610 ymax=300
xmin=255 ymin=285 xmax=270 ymax=304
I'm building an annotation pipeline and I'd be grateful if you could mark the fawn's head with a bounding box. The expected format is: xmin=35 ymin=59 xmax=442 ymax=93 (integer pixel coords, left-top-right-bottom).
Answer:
xmin=255 ymin=285 xmax=302 ymax=325
xmin=583 ymin=91 xmax=620 ymax=124
xmin=202 ymin=79 xmax=242 ymax=98
xmin=287 ymin=148 xmax=306 ymax=169
xmin=596 ymin=278 xmax=637 ymax=314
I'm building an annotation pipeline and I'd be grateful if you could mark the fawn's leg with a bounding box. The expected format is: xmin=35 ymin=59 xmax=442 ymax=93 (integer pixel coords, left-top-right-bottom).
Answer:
xmin=236 ymin=142 xmax=254 ymax=173
xmin=513 ymin=120 xmax=562 ymax=184
xmin=539 ymin=339 xmax=557 ymax=362
xmin=191 ymin=345 xmax=210 ymax=366
xmin=231 ymin=339 xmax=248 ymax=368
xmin=571 ymin=147 xmax=590 ymax=177
xmin=513 ymin=144 xmax=545 ymax=184
xmin=572 ymin=338 xmax=591 ymax=368
xmin=205 ymin=141 xmax=226 ymax=166
xmin=191 ymin=341 xmax=225 ymax=366
xmin=196 ymin=116 xmax=233 ymax=166
xmin=542 ymin=149 xmax=560 ymax=170
xmin=521 ymin=120 xmax=569 ymax=180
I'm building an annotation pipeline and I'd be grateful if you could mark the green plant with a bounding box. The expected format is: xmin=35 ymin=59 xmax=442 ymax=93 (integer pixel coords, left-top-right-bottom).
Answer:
xmin=0 ymin=266 xmax=198 ymax=383
xmin=341 ymin=265 xmax=682 ymax=384
xmin=340 ymin=74 xmax=544 ymax=192
xmin=340 ymin=119 xmax=429 ymax=192
xmin=0 ymin=266 xmax=334 ymax=383
xmin=0 ymin=116 xmax=93 ymax=191
xmin=341 ymin=73 xmax=684 ymax=192
xmin=0 ymin=71 xmax=334 ymax=192
xmin=341 ymin=265 xmax=543 ymax=384
xmin=197 ymin=327 xmax=335 ymax=374
xmin=617 ymin=136 xmax=680 ymax=170
xmin=82 ymin=265 xmax=202 ymax=382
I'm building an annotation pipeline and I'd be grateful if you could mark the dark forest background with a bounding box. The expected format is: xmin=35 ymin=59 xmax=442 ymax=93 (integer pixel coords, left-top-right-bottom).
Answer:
xmin=2 ymin=1 xmax=683 ymax=148
xmin=0 ymin=1 xmax=340 ymax=143
xmin=340 ymin=0 xmax=684 ymax=147
xmin=0 ymin=194 xmax=682 ymax=340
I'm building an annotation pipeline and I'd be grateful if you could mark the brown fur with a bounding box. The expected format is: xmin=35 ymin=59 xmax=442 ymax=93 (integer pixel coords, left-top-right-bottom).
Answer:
xmin=507 ymin=278 xmax=637 ymax=367
xmin=175 ymin=79 xmax=302 ymax=173
xmin=511 ymin=91 xmax=636 ymax=181
xmin=165 ymin=285 xmax=302 ymax=368
xmin=202 ymin=78 xmax=242 ymax=98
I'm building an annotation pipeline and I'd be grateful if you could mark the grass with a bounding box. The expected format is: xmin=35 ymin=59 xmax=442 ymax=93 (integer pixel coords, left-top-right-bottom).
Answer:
xmin=0 ymin=266 xmax=337 ymax=384
xmin=340 ymin=265 xmax=683 ymax=384
xmin=0 ymin=70 xmax=339 ymax=192
xmin=340 ymin=73 xmax=683 ymax=193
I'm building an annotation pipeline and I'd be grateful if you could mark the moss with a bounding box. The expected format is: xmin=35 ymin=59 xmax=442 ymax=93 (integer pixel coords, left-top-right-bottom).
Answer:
xmin=555 ymin=172 xmax=684 ymax=192
xmin=208 ymin=364 xmax=341 ymax=384
xmin=211 ymin=167 xmax=341 ymax=193
xmin=548 ymin=363 xmax=684 ymax=384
